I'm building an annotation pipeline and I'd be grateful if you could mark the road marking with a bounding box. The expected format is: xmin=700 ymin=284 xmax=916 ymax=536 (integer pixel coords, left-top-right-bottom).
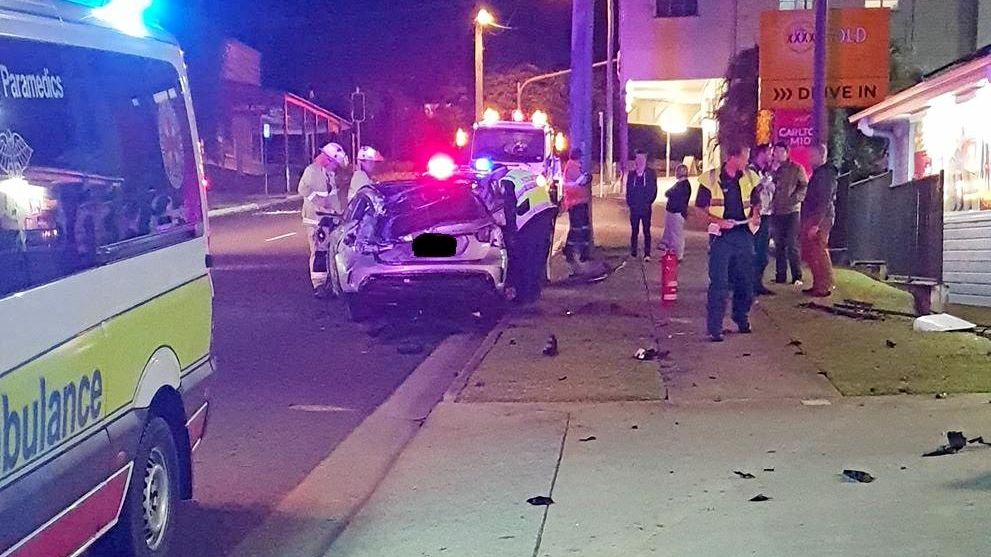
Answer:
xmin=288 ymin=404 xmax=356 ymax=413
xmin=265 ymin=232 xmax=297 ymax=242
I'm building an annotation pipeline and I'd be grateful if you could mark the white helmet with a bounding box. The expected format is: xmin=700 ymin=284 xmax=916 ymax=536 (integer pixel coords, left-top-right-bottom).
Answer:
xmin=320 ymin=143 xmax=350 ymax=167
xmin=357 ymin=145 xmax=384 ymax=162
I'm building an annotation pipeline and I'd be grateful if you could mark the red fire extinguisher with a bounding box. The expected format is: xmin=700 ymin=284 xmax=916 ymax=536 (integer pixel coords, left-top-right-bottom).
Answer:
xmin=661 ymin=250 xmax=679 ymax=305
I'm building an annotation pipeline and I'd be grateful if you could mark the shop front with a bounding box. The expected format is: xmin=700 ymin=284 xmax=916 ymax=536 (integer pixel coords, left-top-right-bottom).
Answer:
xmin=851 ymin=49 xmax=991 ymax=307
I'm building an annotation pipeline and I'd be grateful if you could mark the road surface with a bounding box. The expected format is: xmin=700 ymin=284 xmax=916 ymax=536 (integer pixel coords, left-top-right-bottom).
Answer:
xmin=169 ymin=202 xmax=493 ymax=556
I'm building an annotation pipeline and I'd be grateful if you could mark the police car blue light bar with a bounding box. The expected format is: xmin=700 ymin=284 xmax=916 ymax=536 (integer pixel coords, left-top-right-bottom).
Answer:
xmin=473 ymin=157 xmax=494 ymax=173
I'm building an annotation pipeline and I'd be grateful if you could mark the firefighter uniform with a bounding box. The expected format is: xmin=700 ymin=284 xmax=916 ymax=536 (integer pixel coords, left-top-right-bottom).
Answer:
xmin=298 ymin=163 xmax=342 ymax=291
xmin=696 ymin=166 xmax=762 ymax=339
xmin=501 ymin=169 xmax=557 ymax=304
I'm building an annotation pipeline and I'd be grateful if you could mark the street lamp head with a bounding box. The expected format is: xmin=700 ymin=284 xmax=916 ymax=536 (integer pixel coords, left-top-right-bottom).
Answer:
xmin=475 ymin=8 xmax=495 ymax=27
xmin=659 ymin=111 xmax=688 ymax=135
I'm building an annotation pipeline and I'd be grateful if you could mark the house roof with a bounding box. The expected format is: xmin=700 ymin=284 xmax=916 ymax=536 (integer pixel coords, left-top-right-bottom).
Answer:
xmin=850 ymin=46 xmax=991 ymax=125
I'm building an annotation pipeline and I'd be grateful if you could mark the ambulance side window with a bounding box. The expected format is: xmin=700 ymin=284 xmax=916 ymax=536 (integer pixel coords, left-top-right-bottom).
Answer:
xmin=0 ymin=38 xmax=200 ymax=299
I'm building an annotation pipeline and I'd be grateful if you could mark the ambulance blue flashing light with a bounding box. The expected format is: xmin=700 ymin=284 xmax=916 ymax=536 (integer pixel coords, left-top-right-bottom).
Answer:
xmin=92 ymin=0 xmax=154 ymax=37
xmin=473 ymin=157 xmax=494 ymax=173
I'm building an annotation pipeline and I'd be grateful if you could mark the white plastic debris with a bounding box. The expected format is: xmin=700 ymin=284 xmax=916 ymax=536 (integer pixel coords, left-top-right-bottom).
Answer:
xmin=913 ymin=313 xmax=976 ymax=333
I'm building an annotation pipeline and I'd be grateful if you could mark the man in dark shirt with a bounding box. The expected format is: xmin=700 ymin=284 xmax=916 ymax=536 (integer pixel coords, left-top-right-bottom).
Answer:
xmin=626 ymin=149 xmax=659 ymax=261
xmin=660 ymin=164 xmax=692 ymax=260
xmin=801 ymin=143 xmax=838 ymax=297
xmin=693 ymin=143 xmax=763 ymax=342
xmin=770 ymin=142 xmax=809 ymax=285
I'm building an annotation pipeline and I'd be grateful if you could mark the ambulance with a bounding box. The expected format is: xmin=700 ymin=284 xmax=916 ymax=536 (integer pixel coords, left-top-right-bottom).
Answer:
xmin=0 ymin=1 xmax=212 ymax=555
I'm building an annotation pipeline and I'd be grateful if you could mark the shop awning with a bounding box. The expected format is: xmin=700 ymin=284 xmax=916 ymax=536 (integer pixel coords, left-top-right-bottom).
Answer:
xmin=850 ymin=48 xmax=991 ymax=125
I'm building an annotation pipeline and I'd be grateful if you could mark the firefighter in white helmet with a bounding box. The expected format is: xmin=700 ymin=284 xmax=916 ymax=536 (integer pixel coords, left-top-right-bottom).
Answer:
xmin=499 ymin=168 xmax=557 ymax=304
xmin=298 ymin=142 xmax=349 ymax=298
xmin=349 ymin=145 xmax=384 ymax=201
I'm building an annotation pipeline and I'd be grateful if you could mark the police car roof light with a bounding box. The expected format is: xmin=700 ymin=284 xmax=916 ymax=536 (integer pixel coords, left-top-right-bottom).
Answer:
xmin=427 ymin=154 xmax=457 ymax=180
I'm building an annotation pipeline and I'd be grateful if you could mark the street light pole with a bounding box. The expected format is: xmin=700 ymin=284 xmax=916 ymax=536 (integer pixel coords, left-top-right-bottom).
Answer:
xmin=516 ymin=60 xmax=613 ymax=112
xmin=474 ymin=8 xmax=495 ymax=121
xmin=474 ymin=23 xmax=484 ymax=121
xmin=666 ymin=131 xmax=671 ymax=177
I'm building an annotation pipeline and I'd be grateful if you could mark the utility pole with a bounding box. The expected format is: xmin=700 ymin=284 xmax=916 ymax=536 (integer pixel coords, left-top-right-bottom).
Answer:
xmin=474 ymin=22 xmax=484 ymax=121
xmin=812 ymin=0 xmax=829 ymax=144
xmin=570 ymin=0 xmax=593 ymax=171
xmin=605 ymin=0 xmax=615 ymax=189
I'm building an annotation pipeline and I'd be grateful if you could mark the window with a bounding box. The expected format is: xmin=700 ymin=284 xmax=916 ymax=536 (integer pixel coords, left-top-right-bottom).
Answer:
xmin=779 ymin=0 xmax=813 ymax=9
xmin=1 ymin=37 xmax=201 ymax=298
xmin=865 ymin=0 xmax=898 ymax=8
xmin=656 ymin=0 xmax=698 ymax=18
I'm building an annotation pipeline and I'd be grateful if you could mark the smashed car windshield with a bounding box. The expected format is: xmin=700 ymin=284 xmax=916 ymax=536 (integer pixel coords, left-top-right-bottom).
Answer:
xmin=378 ymin=182 xmax=490 ymax=239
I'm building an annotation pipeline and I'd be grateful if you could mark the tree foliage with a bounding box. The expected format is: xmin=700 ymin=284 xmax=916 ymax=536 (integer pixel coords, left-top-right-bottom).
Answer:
xmin=714 ymin=47 xmax=760 ymax=153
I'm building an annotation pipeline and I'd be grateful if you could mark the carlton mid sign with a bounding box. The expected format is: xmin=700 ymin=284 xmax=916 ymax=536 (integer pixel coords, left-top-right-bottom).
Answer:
xmin=759 ymin=8 xmax=890 ymax=109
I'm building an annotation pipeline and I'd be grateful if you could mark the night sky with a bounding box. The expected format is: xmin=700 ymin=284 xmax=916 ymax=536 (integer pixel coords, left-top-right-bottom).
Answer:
xmin=162 ymin=0 xmax=607 ymax=114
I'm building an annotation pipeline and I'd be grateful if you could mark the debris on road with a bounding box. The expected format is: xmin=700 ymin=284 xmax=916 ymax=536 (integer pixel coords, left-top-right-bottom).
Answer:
xmin=733 ymin=471 xmax=756 ymax=479
xmin=788 ymin=339 xmax=803 ymax=347
xmin=798 ymin=301 xmax=884 ymax=321
xmin=526 ymin=496 xmax=554 ymax=506
xmin=749 ymin=494 xmax=771 ymax=502
xmin=935 ymin=392 xmax=949 ymax=399
xmin=558 ymin=375 xmax=568 ymax=381
xmin=763 ymin=468 xmax=775 ymax=472
xmin=631 ymin=425 xmax=639 ymax=430
xmin=885 ymin=339 xmax=897 ymax=348
xmin=634 ymin=347 xmax=658 ymax=361
xmin=913 ymin=313 xmax=976 ymax=333
xmin=397 ymin=342 xmax=425 ymax=355
xmin=842 ymin=470 xmax=876 ymax=483
xmin=948 ymin=431 xmax=968 ymax=450
xmin=579 ymin=436 xmax=597 ymax=442
xmin=542 ymin=335 xmax=559 ymax=357
xmin=922 ymin=431 xmax=983 ymax=457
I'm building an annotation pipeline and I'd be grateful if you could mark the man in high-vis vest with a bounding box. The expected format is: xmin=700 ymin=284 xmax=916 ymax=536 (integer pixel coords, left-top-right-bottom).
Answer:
xmin=693 ymin=143 xmax=763 ymax=342
xmin=299 ymin=143 xmax=349 ymax=298
xmin=501 ymin=168 xmax=557 ymax=304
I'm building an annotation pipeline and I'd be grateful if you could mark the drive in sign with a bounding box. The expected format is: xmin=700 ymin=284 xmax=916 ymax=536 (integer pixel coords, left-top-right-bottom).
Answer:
xmin=759 ymin=8 xmax=890 ymax=109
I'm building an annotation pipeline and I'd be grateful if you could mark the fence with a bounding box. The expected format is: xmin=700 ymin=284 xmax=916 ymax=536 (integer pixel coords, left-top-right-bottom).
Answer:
xmin=841 ymin=172 xmax=943 ymax=280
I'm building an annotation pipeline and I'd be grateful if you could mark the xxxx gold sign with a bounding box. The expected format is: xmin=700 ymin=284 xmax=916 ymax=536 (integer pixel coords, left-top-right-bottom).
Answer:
xmin=759 ymin=8 xmax=890 ymax=109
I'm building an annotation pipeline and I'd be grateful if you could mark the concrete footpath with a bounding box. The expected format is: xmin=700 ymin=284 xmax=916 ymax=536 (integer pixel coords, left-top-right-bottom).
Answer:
xmin=325 ymin=199 xmax=991 ymax=556
xmin=207 ymin=193 xmax=301 ymax=218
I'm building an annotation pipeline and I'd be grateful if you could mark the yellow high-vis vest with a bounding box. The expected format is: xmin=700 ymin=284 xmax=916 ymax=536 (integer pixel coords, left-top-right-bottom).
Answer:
xmin=698 ymin=168 xmax=761 ymax=219
xmin=503 ymin=169 xmax=555 ymax=229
